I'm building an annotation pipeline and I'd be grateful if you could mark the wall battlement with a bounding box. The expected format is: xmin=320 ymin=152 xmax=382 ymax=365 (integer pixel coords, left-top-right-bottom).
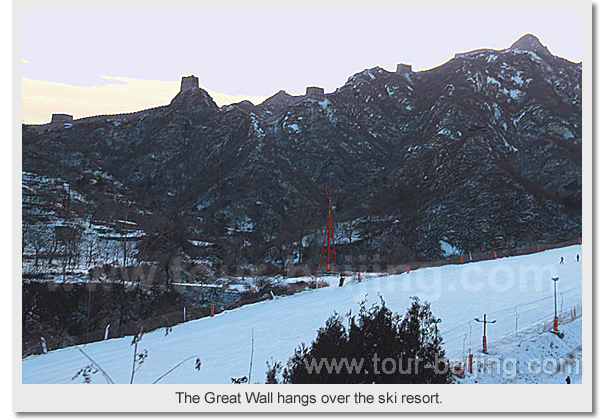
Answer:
xmin=454 ymin=49 xmax=496 ymax=59
xmin=27 ymin=104 xmax=170 ymax=131
xmin=26 ymin=74 xmax=200 ymax=131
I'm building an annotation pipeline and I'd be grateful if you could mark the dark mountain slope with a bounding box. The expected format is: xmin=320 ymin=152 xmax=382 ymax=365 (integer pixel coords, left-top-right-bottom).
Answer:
xmin=22 ymin=34 xmax=581 ymax=272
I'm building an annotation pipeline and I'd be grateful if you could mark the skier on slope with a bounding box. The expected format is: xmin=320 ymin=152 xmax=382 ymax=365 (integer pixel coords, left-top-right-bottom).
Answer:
xmin=559 ymin=256 xmax=564 ymax=264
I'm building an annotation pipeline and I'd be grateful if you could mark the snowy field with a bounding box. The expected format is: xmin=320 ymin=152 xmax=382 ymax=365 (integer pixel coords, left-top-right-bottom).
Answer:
xmin=22 ymin=245 xmax=582 ymax=384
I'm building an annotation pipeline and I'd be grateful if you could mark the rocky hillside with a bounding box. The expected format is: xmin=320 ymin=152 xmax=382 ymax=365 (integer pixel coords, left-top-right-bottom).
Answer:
xmin=22 ymin=34 xmax=582 ymax=277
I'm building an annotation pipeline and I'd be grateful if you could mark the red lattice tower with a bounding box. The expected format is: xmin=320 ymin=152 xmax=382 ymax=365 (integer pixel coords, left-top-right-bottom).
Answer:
xmin=318 ymin=188 xmax=339 ymax=274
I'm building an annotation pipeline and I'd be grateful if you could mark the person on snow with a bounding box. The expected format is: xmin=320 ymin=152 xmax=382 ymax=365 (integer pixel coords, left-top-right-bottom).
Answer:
xmin=559 ymin=257 xmax=564 ymax=264
xmin=577 ymin=254 xmax=580 ymax=262
xmin=339 ymin=274 xmax=345 ymax=287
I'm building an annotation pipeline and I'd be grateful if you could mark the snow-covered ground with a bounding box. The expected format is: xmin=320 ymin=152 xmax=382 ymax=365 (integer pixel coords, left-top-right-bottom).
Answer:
xmin=458 ymin=317 xmax=581 ymax=384
xmin=22 ymin=245 xmax=582 ymax=384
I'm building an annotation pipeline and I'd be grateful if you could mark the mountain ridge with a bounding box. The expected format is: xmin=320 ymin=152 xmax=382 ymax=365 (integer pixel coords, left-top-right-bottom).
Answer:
xmin=22 ymin=34 xmax=582 ymax=276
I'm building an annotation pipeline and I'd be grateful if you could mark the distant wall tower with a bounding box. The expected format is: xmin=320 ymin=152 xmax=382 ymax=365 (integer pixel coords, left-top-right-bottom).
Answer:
xmin=50 ymin=113 xmax=73 ymax=128
xmin=395 ymin=63 xmax=413 ymax=74
xmin=305 ymin=86 xmax=325 ymax=99
xmin=180 ymin=75 xmax=199 ymax=92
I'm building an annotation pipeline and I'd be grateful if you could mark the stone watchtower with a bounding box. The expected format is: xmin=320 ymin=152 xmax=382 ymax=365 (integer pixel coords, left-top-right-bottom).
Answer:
xmin=180 ymin=75 xmax=199 ymax=92
xmin=50 ymin=113 xmax=73 ymax=128
xmin=395 ymin=63 xmax=413 ymax=74
xmin=305 ymin=86 xmax=325 ymax=100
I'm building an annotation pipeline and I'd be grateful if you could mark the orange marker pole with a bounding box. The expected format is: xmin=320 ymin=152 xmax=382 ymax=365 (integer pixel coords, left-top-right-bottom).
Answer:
xmin=468 ymin=354 xmax=473 ymax=373
xmin=483 ymin=335 xmax=487 ymax=353
xmin=210 ymin=304 xmax=214 ymax=317
xmin=494 ymin=252 xmax=497 ymax=259
xmin=461 ymin=255 xmax=464 ymax=264
xmin=407 ymin=265 xmax=411 ymax=274
xmin=358 ymin=273 xmax=361 ymax=283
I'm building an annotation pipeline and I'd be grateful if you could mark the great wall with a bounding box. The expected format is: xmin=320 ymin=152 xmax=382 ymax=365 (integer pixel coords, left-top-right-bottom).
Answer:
xmin=25 ymin=65 xmax=414 ymax=131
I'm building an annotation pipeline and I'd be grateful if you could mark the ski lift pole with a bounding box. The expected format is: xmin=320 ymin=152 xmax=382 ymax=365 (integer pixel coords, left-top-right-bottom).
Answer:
xmin=318 ymin=188 xmax=339 ymax=273
xmin=467 ymin=320 xmax=473 ymax=373
xmin=474 ymin=314 xmax=496 ymax=354
xmin=552 ymin=277 xmax=559 ymax=331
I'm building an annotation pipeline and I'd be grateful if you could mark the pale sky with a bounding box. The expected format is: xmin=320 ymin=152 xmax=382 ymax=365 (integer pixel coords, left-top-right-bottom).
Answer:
xmin=21 ymin=11 xmax=583 ymax=124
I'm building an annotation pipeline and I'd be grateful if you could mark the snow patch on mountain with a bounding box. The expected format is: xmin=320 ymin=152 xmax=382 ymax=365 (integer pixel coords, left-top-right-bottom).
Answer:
xmin=439 ymin=240 xmax=461 ymax=257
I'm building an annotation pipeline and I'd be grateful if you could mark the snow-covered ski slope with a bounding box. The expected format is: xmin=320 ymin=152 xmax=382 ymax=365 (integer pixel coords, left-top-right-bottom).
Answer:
xmin=458 ymin=317 xmax=582 ymax=384
xmin=22 ymin=245 xmax=582 ymax=384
